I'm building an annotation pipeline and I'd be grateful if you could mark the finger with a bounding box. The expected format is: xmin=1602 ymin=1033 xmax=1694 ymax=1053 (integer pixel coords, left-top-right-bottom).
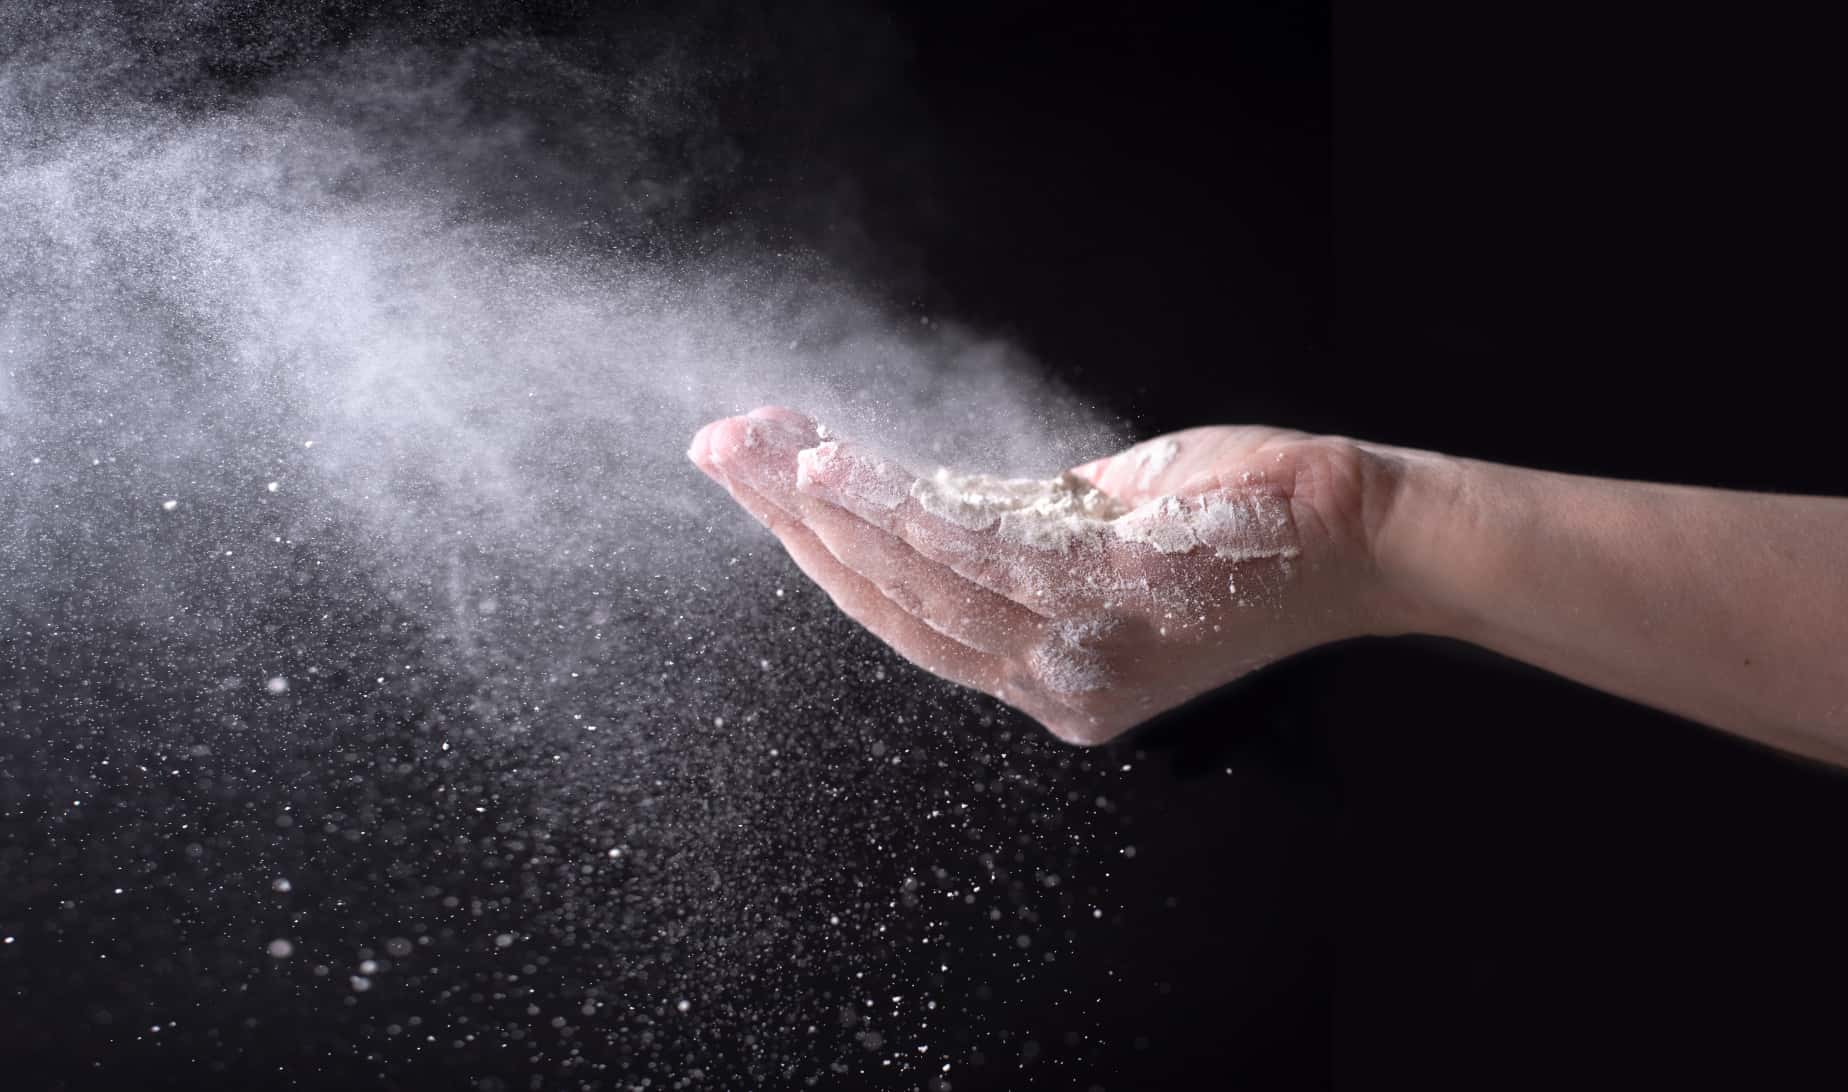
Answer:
xmin=721 ymin=475 xmax=1004 ymax=697
xmin=709 ymin=417 xmax=1043 ymax=655
xmin=793 ymin=440 xmax=1115 ymax=615
xmin=687 ymin=419 xmax=725 ymax=483
xmin=725 ymin=473 xmax=1091 ymax=731
xmin=694 ymin=410 xmax=1105 ymax=735
xmin=702 ymin=412 xmax=813 ymax=498
xmin=784 ymin=487 xmax=1044 ymax=656
xmin=687 ymin=406 xmax=820 ymax=481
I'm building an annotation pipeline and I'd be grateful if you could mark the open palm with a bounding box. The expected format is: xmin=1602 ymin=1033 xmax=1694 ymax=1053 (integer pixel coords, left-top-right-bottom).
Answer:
xmin=689 ymin=407 xmax=1394 ymax=743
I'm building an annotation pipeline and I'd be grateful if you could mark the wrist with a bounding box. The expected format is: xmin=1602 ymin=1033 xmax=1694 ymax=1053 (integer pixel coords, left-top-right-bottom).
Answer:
xmin=1355 ymin=442 xmax=1485 ymax=641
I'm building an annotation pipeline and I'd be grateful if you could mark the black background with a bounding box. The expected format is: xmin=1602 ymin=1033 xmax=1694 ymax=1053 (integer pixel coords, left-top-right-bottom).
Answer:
xmin=685 ymin=3 xmax=1848 ymax=1083
xmin=8 ymin=1 xmax=1848 ymax=1089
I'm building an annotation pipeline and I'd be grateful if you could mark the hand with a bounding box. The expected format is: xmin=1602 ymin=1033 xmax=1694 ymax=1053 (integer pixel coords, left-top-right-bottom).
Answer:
xmin=688 ymin=406 xmax=1405 ymax=744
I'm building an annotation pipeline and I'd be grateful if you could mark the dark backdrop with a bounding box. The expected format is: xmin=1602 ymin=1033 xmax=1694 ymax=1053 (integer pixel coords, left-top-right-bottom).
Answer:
xmin=709 ymin=4 xmax=1848 ymax=1084
xmin=6 ymin=2 xmax=1847 ymax=1089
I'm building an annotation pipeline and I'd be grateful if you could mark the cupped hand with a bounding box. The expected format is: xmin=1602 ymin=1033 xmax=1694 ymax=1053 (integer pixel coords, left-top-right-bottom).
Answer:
xmin=688 ymin=406 xmax=1403 ymax=744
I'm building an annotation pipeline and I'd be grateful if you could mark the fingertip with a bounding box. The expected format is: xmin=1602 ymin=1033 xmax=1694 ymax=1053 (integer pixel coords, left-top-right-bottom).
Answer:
xmin=687 ymin=421 xmax=721 ymax=479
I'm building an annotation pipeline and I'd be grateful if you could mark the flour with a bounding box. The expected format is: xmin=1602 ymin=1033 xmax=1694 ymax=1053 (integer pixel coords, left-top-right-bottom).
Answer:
xmin=1027 ymin=636 xmax=1111 ymax=694
xmin=1128 ymin=436 xmax=1180 ymax=488
xmin=798 ymin=440 xmax=910 ymax=509
xmin=900 ymin=464 xmax=1301 ymax=563
xmin=1026 ymin=617 xmax=1119 ymax=694
xmin=909 ymin=468 xmax=1128 ymax=551
xmin=1114 ymin=490 xmax=1300 ymax=561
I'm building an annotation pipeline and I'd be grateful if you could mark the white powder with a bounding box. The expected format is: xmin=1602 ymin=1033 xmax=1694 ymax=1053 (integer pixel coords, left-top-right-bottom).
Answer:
xmin=1027 ymin=639 xmax=1110 ymax=695
xmin=1114 ymin=490 xmax=1299 ymax=561
xmin=909 ymin=469 xmax=1127 ymax=550
xmin=1111 ymin=495 xmax=1197 ymax=554
xmin=1026 ymin=617 xmax=1119 ymax=695
xmin=798 ymin=441 xmax=910 ymax=509
xmin=903 ymin=465 xmax=1300 ymax=562
xmin=1128 ymin=437 xmax=1180 ymax=488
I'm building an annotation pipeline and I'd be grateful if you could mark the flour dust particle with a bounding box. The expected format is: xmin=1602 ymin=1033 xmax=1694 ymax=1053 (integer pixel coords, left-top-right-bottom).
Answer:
xmin=0 ymin=3 xmax=1155 ymax=1087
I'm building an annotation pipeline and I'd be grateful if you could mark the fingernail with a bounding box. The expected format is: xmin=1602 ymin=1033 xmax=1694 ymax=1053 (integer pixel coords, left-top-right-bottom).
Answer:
xmin=710 ymin=419 xmax=807 ymax=499
xmin=708 ymin=418 xmax=770 ymax=464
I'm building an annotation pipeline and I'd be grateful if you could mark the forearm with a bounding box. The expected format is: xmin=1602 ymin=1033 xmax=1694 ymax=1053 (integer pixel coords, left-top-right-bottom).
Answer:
xmin=1367 ymin=446 xmax=1848 ymax=766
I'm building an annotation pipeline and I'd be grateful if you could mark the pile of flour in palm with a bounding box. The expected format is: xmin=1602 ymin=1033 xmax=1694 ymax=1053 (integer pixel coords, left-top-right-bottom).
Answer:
xmin=796 ymin=434 xmax=1301 ymax=595
xmin=904 ymin=464 xmax=1300 ymax=563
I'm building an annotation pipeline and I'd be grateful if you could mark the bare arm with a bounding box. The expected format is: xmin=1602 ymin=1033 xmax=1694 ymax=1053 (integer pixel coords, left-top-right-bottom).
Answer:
xmin=1369 ymin=447 xmax=1848 ymax=766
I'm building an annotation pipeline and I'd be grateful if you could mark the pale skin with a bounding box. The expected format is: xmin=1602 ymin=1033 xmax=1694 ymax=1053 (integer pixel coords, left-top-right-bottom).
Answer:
xmin=688 ymin=406 xmax=1848 ymax=768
